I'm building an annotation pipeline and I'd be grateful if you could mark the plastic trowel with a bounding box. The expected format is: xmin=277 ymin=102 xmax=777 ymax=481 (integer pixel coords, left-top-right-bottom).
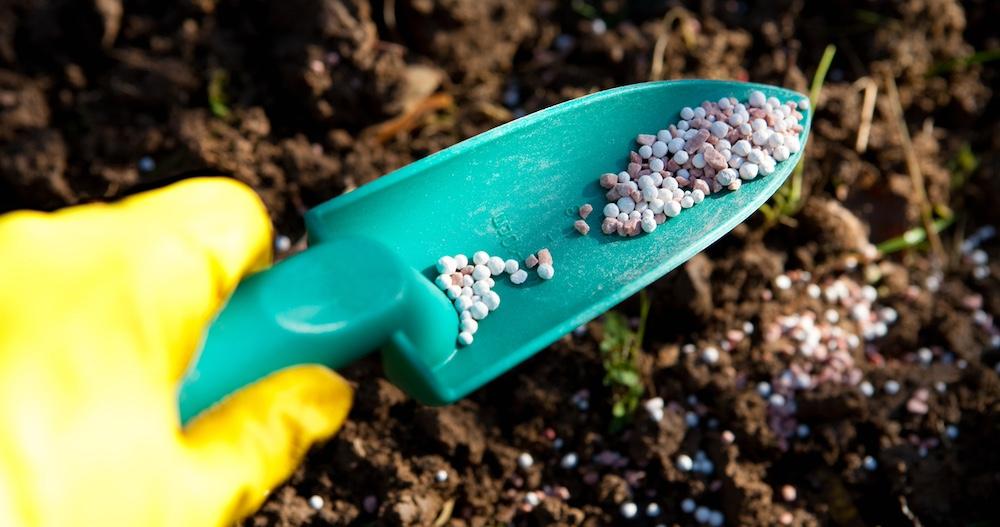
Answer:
xmin=178 ymin=80 xmax=812 ymax=423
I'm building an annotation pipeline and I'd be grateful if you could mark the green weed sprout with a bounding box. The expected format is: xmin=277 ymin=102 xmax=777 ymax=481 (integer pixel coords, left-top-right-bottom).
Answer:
xmin=600 ymin=290 xmax=650 ymax=433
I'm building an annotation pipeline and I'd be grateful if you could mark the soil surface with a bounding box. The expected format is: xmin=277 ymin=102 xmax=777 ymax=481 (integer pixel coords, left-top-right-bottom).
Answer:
xmin=2 ymin=1 xmax=998 ymax=526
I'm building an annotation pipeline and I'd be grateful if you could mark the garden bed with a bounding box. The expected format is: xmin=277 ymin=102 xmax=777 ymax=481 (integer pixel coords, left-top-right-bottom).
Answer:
xmin=1 ymin=0 xmax=998 ymax=525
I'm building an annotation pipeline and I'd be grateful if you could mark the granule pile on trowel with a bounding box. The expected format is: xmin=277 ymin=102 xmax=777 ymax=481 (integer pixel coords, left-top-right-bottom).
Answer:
xmin=433 ymin=248 xmax=553 ymax=347
xmin=576 ymin=90 xmax=807 ymax=237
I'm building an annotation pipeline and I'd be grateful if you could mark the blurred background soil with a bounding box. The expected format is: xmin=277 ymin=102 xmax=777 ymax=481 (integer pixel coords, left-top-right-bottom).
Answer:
xmin=1 ymin=0 xmax=997 ymax=525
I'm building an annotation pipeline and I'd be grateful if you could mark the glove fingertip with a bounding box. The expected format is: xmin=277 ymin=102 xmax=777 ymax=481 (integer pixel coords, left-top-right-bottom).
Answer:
xmin=131 ymin=177 xmax=274 ymax=282
xmin=180 ymin=366 xmax=353 ymax=524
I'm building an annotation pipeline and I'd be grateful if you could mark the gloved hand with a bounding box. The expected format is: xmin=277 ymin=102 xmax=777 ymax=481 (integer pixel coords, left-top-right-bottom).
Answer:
xmin=0 ymin=178 xmax=352 ymax=526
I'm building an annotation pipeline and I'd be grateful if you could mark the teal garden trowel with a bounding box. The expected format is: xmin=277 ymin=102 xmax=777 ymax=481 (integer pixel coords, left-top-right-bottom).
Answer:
xmin=178 ymin=80 xmax=812 ymax=423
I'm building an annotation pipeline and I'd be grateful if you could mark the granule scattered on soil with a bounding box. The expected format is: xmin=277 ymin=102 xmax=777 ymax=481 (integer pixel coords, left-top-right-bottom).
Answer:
xmin=1 ymin=0 xmax=998 ymax=526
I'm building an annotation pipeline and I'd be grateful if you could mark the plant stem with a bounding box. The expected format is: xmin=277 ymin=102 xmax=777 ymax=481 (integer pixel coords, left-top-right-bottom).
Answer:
xmin=876 ymin=216 xmax=954 ymax=255
xmin=635 ymin=290 xmax=650 ymax=352
xmin=789 ymin=44 xmax=837 ymax=207
xmin=883 ymin=73 xmax=944 ymax=261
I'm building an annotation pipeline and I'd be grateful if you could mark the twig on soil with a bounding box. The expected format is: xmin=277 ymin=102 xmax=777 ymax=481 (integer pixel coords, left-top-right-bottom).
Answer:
xmin=473 ymin=100 xmax=513 ymax=122
xmin=898 ymin=495 xmax=924 ymax=527
xmin=649 ymin=7 xmax=695 ymax=81
xmin=366 ymin=93 xmax=454 ymax=145
xmin=432 ymin=498 xmax=455 ymax=527
xmin=383 ymin=0 xmax=396 ymax=32
xmin=883 ymin=73 xmax=943 ymax=261
xmin=853 ymin=77 xmax=877 ymax=153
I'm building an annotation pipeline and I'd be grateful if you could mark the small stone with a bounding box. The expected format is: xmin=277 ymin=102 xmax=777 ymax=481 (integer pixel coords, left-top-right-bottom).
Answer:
xmin=138 ymin=156 xmax=156 ymax=172
xmin=517 ymin=452 xmax=534 ymax=469
xmin=620 ymin=502 xmax=638 ymax=519
xmin=308 ymin=495 xmax=324 ymax=510
xmin=644 ymin=397 xmax=664 ymax=412
xmin=560 ymin=452 xmax=578 ymax=469
xmin=863 ymin=455 xmax=877 ymax=471
xmin=435 ymin=469 xmax=449 ymax=482
xmin=917 ymin=347 xmax=933 ymax=365
xmin=946 ymin=425 xmax=959 ymax=439
xmin=524 ymin=492 xmax=540 ymax=507
xmin=906 ymin=396 xmax=929 ymax=415
xmin=781 ymin=485 xmax=797 ymax=502
xmin=702 ymin=346 xmax=720 ymax=364
xmin=274 ymin=235 xmax=292 ymax=253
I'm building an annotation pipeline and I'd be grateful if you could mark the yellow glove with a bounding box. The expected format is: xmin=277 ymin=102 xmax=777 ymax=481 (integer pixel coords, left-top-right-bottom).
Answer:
xmin=0 ymin=178 xmax=352 ymax=526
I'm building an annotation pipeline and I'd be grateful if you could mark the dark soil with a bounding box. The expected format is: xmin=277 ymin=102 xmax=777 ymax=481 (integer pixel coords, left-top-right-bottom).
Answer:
xmin=2 ymin=0 xmax=998 ymax=526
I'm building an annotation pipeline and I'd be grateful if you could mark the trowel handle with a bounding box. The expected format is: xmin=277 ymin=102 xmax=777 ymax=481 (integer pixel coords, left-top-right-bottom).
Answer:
xmin=177 ymin=237 xmax=455 ymax=423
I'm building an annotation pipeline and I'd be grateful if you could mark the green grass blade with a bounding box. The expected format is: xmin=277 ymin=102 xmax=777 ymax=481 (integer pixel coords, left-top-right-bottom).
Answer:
xmin=876 ymin=216 xmax=954 ymax=255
